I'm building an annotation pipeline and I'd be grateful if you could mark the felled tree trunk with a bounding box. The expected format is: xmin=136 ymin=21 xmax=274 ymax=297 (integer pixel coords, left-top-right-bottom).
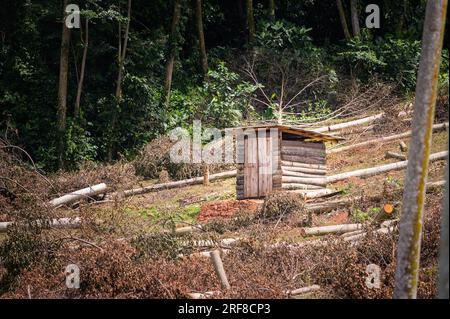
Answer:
xmin=328 ymin=122 xmax=448 ymax=154
xmin=49 ymin=183 xmax=108 ymax=208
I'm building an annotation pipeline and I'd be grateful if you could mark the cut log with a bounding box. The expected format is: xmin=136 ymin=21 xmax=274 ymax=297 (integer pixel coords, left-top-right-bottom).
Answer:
xmin=281 ymin=147 xmax=325 ymax=157
xmin=399 ymin=141 xmax=408 ymax=152
xmin=385 ymin=151 xmax=407 ymax=161
xmin=328 ymin=122 xmax=448 ymax=154
xmin=174 ymin=225 xmax=203 ymax=235
xmin=427 ymin=180 xmax=446 ymax=189
xmin=203 ymin=164 xmax=210 ymax=186
xmin=281 ymin=150 xmax=325 ymax=160
xmin=287 ymin=189 xmax=341 ymax=199
xmin=301 ymin=223 xmax=362 ymax=236
xmin=306 ymin=180 xmax=445 ymax=214
xmin=282 ymin=169 xmax=325 ymax=178
xmin=326 ymin=151 xmax=448 ymax=184
xmin=282 ymin=176 xmax=327 ymax=187
xmin=314 ymin=113 xmax=384 ymax=133
xmin=340 ymin=125 xmax=375 ymax=135
xmin=210 ymin=250 xmax=231 ymax=290
xmin=383 ymin=203 xmax=395 ymax=214
xmin=282 ymin=184 xmax=324 ymax=190
xmin=118 ymin=170 xmax=237 ymax=197
xmin=343 ymin=226 xmax=397 ymax=243
xmin=0 ymin=217 xmax=82 ymax=233
xmin=281 ymin=161 xmax=327 ymax=170
xmin=341 ymin=229 xmax=366 ymax=238
xmin=306 ymin=197 xmax=358 ymax=213
xmin=281 ymin=155 xmax=326 ymax=165
xmin=281 ymin=165 xmax=326 ymax=175
xmin=286 ymin=285 xmax=321 ymax=297
xmin=49 ymin=183 xmax=107 ymax=208
xmin=187 ymin=291 xmax=218 ymax=299
xmin=281 ymin=140 xmax=325 ymax=150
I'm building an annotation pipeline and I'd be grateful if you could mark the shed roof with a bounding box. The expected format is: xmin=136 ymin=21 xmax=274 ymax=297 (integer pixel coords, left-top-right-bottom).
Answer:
xmin=228 ymin=124 xmax=344 ymax=143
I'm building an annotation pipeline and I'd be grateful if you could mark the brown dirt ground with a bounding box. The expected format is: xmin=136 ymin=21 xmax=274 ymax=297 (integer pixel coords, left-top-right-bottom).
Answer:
xmin=197 ymin=199 xmax=260 ymax=222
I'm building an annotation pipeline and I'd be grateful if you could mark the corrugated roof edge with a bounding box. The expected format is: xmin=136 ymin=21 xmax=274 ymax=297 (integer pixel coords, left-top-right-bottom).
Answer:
xmin=227 ymin=124 xmax=345 ymax=142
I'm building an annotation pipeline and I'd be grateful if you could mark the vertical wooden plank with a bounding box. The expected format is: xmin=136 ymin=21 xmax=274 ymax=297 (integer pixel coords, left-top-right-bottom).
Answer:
xmin=266 ymin=131 xmax=273 ymax=194
xmin=243 ymin=137 xmax=250 ymax=198
xmin=249 ymin=133 xmax=258 ymax=198
xmin=258 ymin=129 xmax=267 ymax=196
xmin=244 ymin=135 xmax=258 ymax=198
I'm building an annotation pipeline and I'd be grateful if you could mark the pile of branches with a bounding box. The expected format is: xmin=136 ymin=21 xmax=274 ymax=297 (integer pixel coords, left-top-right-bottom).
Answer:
xmin=133 ymin=135 xmax=234 ymax=181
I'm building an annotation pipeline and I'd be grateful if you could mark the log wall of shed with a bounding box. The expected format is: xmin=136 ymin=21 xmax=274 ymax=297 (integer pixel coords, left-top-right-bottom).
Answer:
xmin=280 ymin=135 xmax=327 ymax=192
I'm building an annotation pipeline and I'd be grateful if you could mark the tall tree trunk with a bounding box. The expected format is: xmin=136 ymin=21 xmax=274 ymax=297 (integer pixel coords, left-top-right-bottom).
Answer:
xmin=75 ymin=18 xmax=89 ymax=118
xmin=394 ymin=0 xmax=448 ymax=299
xmin=57 ymin=0 xmax=71 ymax=169
xmin=246 ymin=0 xmax=255 ymax=44
xmin=195 ymin=0 xmax=208 ymax=78
xmin=108 ymin=0 xmax=132 ymax=162
xmin=350 ymin=0 xmax=361 ymax=39
xmin=268 ymin=0 xmax=275 ymax=20
xmin=116 ymin=0 xmax=131 ymax=101
xmin=164 ymin=0 xmax=182 ymax=107
xmin=336 ymin=0 xmax=351 ymax=41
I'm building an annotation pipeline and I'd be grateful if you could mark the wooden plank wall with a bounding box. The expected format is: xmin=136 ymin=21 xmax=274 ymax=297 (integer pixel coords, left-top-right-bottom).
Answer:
xmin=236 ymin=135 xmax=245 ymax=199
xmin=236 ymin=131 xmax=327 ymax=199
xmin=280 ymin=139 xmax=327 ymax=191
xmin=236 ymin=129 xmax=280 ymax=199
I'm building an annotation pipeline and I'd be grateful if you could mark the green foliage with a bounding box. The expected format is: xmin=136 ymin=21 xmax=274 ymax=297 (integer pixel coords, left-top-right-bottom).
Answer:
xmin=438 ymin=49 xmax=449 ymax=88
xmin=63 ymin=120 xmax=98 ymax=171
xmin=338 ymin=31 xmax=422 ymax=91
xmin=169 ymin=62 xmax=258 ymax=129
xmin=256 ymin=20 xmax=312 ymax=51
xmin=255 ymin=19 xmax=324 ymax=71
xmin=0 ymin=0 xmax=436 ymax=172
xmin=352 ymin=207 xmax=381 ymax=223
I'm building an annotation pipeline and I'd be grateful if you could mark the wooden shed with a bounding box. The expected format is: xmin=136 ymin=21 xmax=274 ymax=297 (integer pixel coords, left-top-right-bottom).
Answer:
xmin=234 ymin=125 xmax=343 ymax=200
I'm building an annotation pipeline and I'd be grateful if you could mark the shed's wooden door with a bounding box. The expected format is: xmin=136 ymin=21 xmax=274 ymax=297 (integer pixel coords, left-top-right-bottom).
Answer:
xmin=244 ymin=130 xmax=273 ymax=198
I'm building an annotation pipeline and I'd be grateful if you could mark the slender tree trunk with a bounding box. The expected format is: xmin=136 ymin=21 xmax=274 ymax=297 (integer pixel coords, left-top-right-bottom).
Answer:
xmin=246 ymin=0 xmax=255 ymax=44
xmin=108 ymin=0 xmax=132 ymax=162
xmin=75 ymin=18 xmax=89 ymax=118
xmin=164 ymin=0 xmax=182 ymax=107
xmin=336 ymin=0 xmax=351 ymax=41
xmin=57 ymin=0 xmax=71 ymax=169
xmin=350 ymin=0 xmax=361 ymax=39
xmin=268 ymin=0 xmax=275 ymax=20
xmin=195 ymin=0 xmax=208 ymax=78
xmin=394 ymin=0 xmax=448 ymax=299
xmin=116 ymin=0 xmax=131 ymax=101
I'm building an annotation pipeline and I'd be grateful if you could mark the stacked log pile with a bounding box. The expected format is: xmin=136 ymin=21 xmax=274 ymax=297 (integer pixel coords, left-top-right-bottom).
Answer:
xmin=281 ymin=140 xmax=327 ymax=191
